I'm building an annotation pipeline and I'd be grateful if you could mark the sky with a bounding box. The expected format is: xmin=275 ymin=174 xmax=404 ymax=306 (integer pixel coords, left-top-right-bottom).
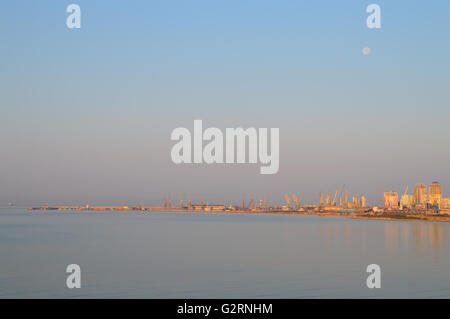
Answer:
xmin=1 ymin=1 xmax=450 ymax=206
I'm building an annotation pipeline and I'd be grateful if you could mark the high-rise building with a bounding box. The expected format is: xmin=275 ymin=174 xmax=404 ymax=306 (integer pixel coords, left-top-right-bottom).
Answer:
xmin=414 ymin=184 xmax=427 ymax=206
xmin=384 ymin=191 xmax=399 ymax=209
xmin=429 ymin=182 xmax=442 ymax=207
xmin=400 ymin=194 xmax=414 ymax=208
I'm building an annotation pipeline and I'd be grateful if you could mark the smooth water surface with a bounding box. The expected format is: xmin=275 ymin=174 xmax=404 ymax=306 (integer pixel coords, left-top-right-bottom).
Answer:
xmin=0 ymin=208 xmax=449 ymax=298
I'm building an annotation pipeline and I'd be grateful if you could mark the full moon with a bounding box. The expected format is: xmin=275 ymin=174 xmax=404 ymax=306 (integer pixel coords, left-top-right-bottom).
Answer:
xmin=362 ymin=47 xmax=371 ymax=55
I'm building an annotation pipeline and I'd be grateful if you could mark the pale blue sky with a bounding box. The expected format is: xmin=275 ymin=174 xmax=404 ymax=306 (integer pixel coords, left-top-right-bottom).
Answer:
xmin=1 ymin=1 xmax=450 ymax=206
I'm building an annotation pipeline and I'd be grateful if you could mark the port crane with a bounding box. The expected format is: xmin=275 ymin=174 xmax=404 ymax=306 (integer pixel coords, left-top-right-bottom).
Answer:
xmin=285 ymin=193 xmax=291 ymax=206
xmin=331 ymin=184 xmax=346 ymax=206
xmin=339 ymin=184 xmax=346 ymax=207
xmin=403 ymin=185 xmax=409 ymax=197
xmin=345 ymin=191 xmax=348 ymax=207
xmin=332 ymin=190 xmax=339 ymax=206
xmin=400 ymin=185 xmax=409 ymax=208
xmin=292 ymin=194 xmax=302 ymax=209
xmin=292 ymin=193 xmax=298 ymax=206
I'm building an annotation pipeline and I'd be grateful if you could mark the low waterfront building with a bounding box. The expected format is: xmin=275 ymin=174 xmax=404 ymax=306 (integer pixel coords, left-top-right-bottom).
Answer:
xmin=352 ymin=196 xmax=367 ymax=208
xmin=192 ymin=204 xmax=226 ymax=211
xmin=441 ymin=198 xmax=450 ymax=210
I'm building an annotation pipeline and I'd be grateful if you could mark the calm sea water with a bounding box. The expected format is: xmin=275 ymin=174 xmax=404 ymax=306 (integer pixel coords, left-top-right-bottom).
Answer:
xmin=0 ymin=208 xmax=449 ymax=298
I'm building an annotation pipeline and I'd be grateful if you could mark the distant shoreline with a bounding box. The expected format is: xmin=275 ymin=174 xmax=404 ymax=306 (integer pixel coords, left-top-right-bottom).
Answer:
xmin=23 ymin=206 xmax=450 ymax=222
xmin=348 ymin=214 xmax=450 ymax=222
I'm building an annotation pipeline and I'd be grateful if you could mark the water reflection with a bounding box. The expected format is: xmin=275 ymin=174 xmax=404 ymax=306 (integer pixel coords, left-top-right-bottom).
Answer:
xmin=319 ymin=222 xmax=368 ymax=251
xmin=319 ymin=220 xmax=445 ymax=261
xmin=385 ymin=222 xmax=443 ymax=259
